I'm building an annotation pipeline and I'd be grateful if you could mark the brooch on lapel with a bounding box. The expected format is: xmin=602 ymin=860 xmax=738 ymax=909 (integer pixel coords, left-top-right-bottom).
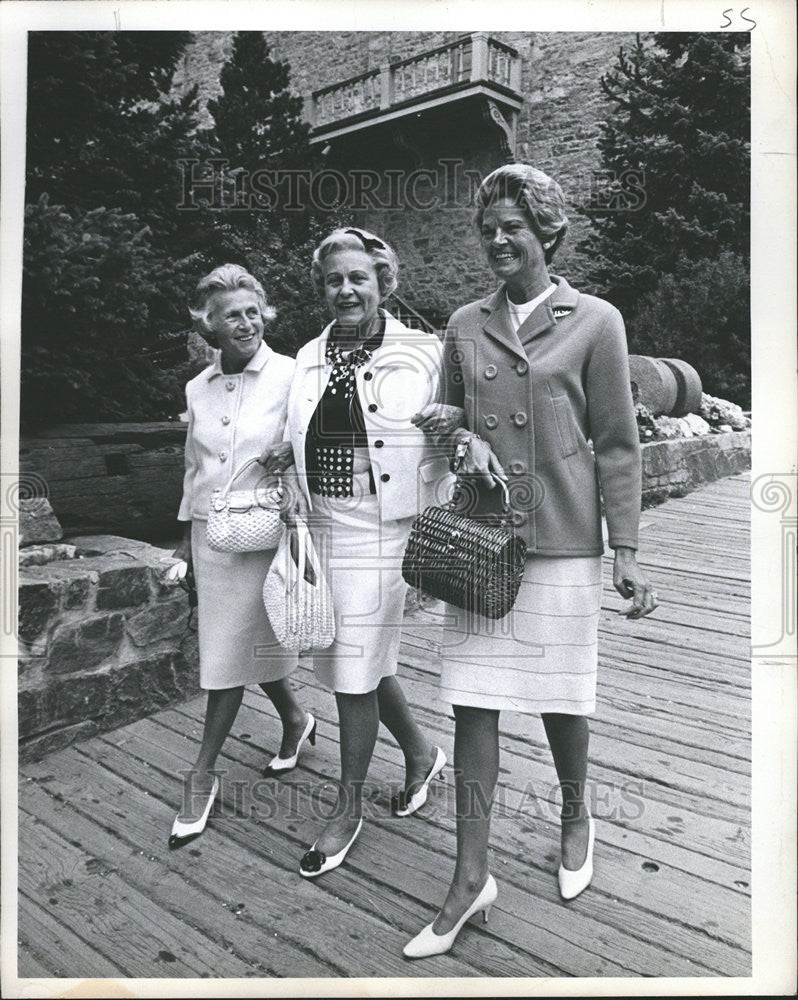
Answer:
xmin=553 ymin=305 xmax=574 ymax=319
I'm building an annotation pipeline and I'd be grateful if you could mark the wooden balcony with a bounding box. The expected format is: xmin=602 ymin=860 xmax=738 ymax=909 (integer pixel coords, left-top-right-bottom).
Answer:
xmin=305 ymin=33 xmax=522 ymax=144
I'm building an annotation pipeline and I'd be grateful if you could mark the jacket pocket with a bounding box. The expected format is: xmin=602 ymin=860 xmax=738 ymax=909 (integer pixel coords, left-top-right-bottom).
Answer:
xmin=551 ymin=396 xmax=578 ymax=458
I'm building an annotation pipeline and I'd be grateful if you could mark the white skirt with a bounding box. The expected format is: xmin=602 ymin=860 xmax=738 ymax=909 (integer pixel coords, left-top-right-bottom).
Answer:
xmin=191 ymin=520 xmax=298 ymax=690
xmin=307 ymin=470 xmax=414 ymax=695
xmin=438 ymin=555 xmax=603 ymax=715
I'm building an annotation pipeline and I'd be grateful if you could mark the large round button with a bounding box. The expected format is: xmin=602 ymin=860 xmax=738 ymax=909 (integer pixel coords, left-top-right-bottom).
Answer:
xmin=380 ymin=473 xmax=390 ymax=482
xmin=363 ymin=371 xmax=373 ymax=381
xmin=221 ymin=415 xmax=230 ymax=425
xmin=483 ymin=414 xmax=498 ymax=429
xmin=225 ymin=381 xmax=235 ymax=392
xmin=512 ymin=510 xmax=527 ymax=526
xmin=513 ymin=411 xmax=528 ymax=427
xmin=368 ymin=403 xmax=378 ymax=412
xmin=451 ymin=349 xmax=465 ymax=365
xmin=516 ymin=360 xmax=529 ymax=376
xmin=452 ymin=372 xmax=463 ymax=384
xmin=219 ymin=452 xmax=228 ymax=462
xmin=509 ymin=459 xmax=526 ymax=475
xmin=484 ymin=364 xmax=498 ymax=380
xmin=374 ymin=439 xmax=384 ymax=448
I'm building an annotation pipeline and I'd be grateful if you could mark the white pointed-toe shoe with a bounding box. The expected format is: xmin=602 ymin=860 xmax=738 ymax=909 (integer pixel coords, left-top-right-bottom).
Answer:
xmin=168 ymin=776 xmax=219 ymax=850
xmin=263 ymin=713 xmax=317 ymax=777
xmin=299 ymin=818 xmax=363 ymax=878
xmin=558 ymin=813 xmax=595 ymax=900
xmin=403 ymin=874 xmax=497 ymax=959
xmin=392 ymin=746 xmax=446 ymax=817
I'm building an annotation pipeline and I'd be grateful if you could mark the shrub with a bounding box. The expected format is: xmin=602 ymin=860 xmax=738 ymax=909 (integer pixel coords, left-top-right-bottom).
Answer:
xmin=626 ymin=251 xmax=750 ymax=407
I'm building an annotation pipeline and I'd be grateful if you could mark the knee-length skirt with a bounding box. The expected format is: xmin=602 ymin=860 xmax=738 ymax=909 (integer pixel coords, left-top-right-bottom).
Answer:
xmin=438 ymin=554 xmax=603 ymax=716
xmin=307 ymin=471 xmax=414 ymax=695
xmin=191 ymin=520 xmax=298 ymax=689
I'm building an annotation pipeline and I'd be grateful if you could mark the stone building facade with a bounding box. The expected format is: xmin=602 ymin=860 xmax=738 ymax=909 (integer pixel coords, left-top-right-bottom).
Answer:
xmin=184 ymin=30 xmax=637 ymax=325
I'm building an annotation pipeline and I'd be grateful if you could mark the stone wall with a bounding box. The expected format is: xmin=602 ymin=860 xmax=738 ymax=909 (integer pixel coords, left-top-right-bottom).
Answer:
xmin=184 ymin=31 xmax=636 ymax=318
xmin=640 ymin=429 xmax=752 ymax=506
xmin=18 ymin=532 xmax=199 ymax=761
xmin=20 ymin=422 xmax=187 ymax=542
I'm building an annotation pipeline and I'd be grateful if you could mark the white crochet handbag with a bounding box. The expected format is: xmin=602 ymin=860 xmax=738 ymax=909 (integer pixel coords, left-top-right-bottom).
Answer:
xmin=262 ymin=516 xmax=336 ymax=651
xmin=206 ymin=457 xmax=284 ymax=553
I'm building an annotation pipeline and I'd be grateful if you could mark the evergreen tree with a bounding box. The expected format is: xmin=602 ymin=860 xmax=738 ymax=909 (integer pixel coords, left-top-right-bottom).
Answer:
xmin=199 ymin=32 xmax=332 ymax=353
xmin=208 ymin=32 xmax=312 ymax=182
xmin=584 ymin=33 xmax=750 ymax=311
xmin=582 ymin=32 xmax=751 ymax=404
xmin=22 ymin=32 xmax=212 ymax=426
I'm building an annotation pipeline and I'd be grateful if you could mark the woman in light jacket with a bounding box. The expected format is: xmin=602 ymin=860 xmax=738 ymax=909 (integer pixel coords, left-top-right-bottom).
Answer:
xmin=405 ymin=164 xmax=658 ymax=957
xmin=168 ymin=264 xmax=314 ymax=850
xmin=267 ymin=228 xmax=451 ymax=877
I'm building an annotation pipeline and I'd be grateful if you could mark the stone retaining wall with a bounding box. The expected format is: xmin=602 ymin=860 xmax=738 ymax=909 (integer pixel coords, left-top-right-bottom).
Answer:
xmin=640 ymin=429 xmax=751 ymax=506
xmin=18 ymin=535 xmax=199 ymax=761
xmin=20 ymin=423 xmax=188 ymax=542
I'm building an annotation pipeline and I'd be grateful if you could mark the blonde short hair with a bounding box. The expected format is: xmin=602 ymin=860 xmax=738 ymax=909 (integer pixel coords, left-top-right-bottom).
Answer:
xmin=475 ymin=164 xmax=569 ymax=263
xmin=310 ymin=228 xmax=399 ymax=301
xmin=189 ymin=264 xmax=276 ymax=344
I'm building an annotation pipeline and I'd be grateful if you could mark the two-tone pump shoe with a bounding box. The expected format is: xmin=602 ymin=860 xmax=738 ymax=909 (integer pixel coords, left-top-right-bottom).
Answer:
xmin=168 ymin=775 xmax=219 ymax=850
xmin=263 ymin=713 xmax=317 ymax=777
xmin=558 ymin=812 xmax=595 ymax=900
xmin=299 ymin=818 xmax=363 ymax=878
xmin=403 ymin=874 xmax=497 ymax=959
xmin=391 ymin=746 xmax=446 ymax=817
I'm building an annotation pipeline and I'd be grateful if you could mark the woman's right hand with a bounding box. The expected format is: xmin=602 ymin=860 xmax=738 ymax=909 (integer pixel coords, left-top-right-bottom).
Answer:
xmin=258 ymin=442 xmax=295 ymax=475
xmin=455 ymin=431 xmax=507 ymax=490
xmin=166 ymin=524 xmax=193 ymax=581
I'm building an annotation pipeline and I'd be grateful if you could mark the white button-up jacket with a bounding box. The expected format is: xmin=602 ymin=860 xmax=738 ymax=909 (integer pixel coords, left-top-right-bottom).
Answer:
xmin=286 ymin=313 xmax=451 ymax=520
xmin=179 ymin=341 xmax=295 ymax=521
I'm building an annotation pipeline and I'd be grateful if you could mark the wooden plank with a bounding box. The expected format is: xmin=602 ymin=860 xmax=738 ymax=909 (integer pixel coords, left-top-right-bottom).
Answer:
xmin=17 ymin=942 xmax=59 ymax=981
xmin=18 ymin=810 xmax=258 ymax=978
xmin=90 ymin=722 xmax=732 ymax=977
xmin=17 ymin=894 xmax=124 ymax=978
xmin=22 ymin=747 xmax=533 ymax=979
xmin=120 ymin=710 xmax=749 ymax=976
xmin=225 ymin=685 xmax=752 ymax=876
xmin=19 ymin=774 xmax=408 ymax=980
xmin=145 ymin=699 xmax=750 ymax=954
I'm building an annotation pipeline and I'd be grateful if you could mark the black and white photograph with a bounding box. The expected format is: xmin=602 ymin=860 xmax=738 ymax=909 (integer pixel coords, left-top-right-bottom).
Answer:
xmin=0 ymin=1 xmax=795 ymax=996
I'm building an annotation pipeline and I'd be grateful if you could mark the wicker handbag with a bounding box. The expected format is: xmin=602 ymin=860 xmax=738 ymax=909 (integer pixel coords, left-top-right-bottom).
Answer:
xmin=206 ymin=457 xmax=284 ymax=553
xmin=262 ymin=516 xmax=336 ymax=651
xmin=402 ymin=479 xmax=527 ymax=619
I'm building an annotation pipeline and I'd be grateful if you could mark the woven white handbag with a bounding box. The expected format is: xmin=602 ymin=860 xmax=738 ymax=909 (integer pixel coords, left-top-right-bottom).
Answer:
xmin=206 ymin=457 xmax=284 ymax=553
xmin=262 ymin=516 xmax=336 ymax=651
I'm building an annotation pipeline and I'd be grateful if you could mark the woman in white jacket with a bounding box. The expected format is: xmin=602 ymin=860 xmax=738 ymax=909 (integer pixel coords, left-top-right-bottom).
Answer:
xmin=266 ymin=228 xmax=451 ymax=877
xmin=168 ymin=264 xmax=314 ymax=850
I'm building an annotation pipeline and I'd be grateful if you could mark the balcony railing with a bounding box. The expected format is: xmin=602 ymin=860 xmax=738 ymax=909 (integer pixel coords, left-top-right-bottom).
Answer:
xmin=307 ymin=33 xmax=521 ymax=138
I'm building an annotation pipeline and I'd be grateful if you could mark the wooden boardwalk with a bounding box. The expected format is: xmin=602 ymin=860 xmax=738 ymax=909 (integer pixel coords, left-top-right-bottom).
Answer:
xmin=16 ymin=474 xmax=751 ymax=981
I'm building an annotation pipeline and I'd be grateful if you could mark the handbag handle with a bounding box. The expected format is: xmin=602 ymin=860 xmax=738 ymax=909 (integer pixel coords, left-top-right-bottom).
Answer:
xmin=286 ymin=516 xmax=319 ymax=592
xmin=220 ymin=457 xmax=281 ymax=501
xmin=449 ymin=476 xmax=514 ymax=528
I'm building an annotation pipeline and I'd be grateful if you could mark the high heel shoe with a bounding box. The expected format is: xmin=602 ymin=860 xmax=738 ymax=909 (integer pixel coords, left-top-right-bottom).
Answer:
xmin=299 ymin=818 xmax=363 ymax=878
xmin=558 ymin=813 xmax=595 ymax=900
xmin=403 ymin=874 xmax=497 ymax=959
xmin=263 ymin=713 xmax=316 ymax=777
xmin=168 ymin=775 xmax=219 ymax=850
xmin=392 ymin=746 xmax=446 ymax=817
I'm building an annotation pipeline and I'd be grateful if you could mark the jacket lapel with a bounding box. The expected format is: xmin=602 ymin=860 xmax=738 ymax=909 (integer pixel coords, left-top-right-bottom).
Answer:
xmin=480 ymin=287 xmax=528 ymax=363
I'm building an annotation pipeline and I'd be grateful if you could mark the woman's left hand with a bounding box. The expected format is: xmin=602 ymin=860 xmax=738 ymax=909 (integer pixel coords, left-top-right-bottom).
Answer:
xmin=613 ymin=546 xmax=658 ymax=619
xmin=258 ymin=442 xmax=295 ymax=475
xmin=411 ymin=403 xmax=467 ymax=441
